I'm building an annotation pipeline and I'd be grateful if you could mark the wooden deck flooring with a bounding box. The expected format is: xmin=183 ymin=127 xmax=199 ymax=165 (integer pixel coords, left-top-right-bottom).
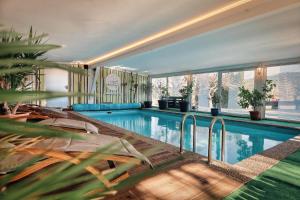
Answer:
xmin=67 ymin=111 xmax=245 ymax=200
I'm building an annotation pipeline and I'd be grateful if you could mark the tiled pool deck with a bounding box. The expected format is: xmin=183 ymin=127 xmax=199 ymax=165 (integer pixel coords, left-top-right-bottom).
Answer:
xmin=68 ymin=109 xmax=300 ymax=200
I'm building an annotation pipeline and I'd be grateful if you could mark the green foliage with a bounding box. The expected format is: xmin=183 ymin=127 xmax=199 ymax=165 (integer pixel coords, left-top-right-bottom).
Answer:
xmin=0 ymin=90 xmax=83 ymax=103
xmin=238 ymin=80 xmax=276 ymax=110
xmin=158 ymin=84 xmax=168 ymax=99
xmin=211 ymin=92 xmax=220 ymax=108
xmin=0 ymin=27 xmax=58 ymax=91
xmin=0 ymin=27 xmax=87 ymax=114
xmin=179 ymin=81 xmax=193 ymax=100
xmin=0 ymin=26 xmax=162 ymax=199
xmin=0 ymin=118 xmax=82 ymax=139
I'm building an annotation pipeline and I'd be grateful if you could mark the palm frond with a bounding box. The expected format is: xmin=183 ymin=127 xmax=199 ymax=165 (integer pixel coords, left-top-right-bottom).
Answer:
xmin=0 ymin=119 xmax=83 ymax=139
xmin=0 ymin=59 xmax=87 ymax=74
xmin=0 ymin=90 xmax=87 ymax=103
xmin=0 ymin=44 xmax=61 ymax=56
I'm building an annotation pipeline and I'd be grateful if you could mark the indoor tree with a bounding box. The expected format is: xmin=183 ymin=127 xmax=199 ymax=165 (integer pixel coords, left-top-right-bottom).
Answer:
xmin=209 ymin=91 xmax=220 ymax=116
xmin=179 ymin=81 xmax=193 ymax=112
xmin=0 ymin=26 xmax=165 ymax=199
xmin=238 ymin=80 xmax=276 ymax=120
xmin=0 ymin=27 xmax=59 ymax=116
xmin=158 ymin=83 xmax=168 ymax=109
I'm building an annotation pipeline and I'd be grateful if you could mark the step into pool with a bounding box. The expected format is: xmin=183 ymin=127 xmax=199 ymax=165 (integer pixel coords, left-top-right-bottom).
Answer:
xmin=78 ymin=110 xmax=298 ymax=164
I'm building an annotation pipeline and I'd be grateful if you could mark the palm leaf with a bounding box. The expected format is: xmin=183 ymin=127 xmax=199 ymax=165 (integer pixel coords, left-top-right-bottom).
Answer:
xmin=0 ymin=59 xmax=87 ymax=74
xmin=0 ymin=44 xmax=61 ymax=56
xmin=0 ymin=90 xmax=88 ymax=103
xmin=0 ymin=119 xmax=82 ymax=139
xmin=0 ymin=25 xmax=163 ymax=199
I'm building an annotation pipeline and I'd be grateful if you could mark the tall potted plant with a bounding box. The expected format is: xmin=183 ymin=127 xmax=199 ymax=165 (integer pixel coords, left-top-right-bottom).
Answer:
xmin=158 ymin=85 xmax=168 ymax=109
xmin=179 ymin=81 xmax=193 ymax=112
xmin=143 ymin=83 xmax=152 ymax=108
xmin=238 ymin=80 xmax=276 ymax=120
xmin=210 ymin=92 xmax=220 ymax=116
xmin=0 ymin=27 xmax=58 ymax=121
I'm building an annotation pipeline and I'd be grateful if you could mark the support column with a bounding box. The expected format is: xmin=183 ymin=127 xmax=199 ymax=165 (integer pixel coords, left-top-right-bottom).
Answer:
xmin=187 ymin=74 xmax=193 ymax=110
xmin=166 ymin=76 xmax=169 ymax=95
xmin=217 ymin=72 xmax=222 ymax=111
xmin=147 ymin=77 xmax=152 ymax=101
xmin=254 ymin=65 xmax=267 ymax=119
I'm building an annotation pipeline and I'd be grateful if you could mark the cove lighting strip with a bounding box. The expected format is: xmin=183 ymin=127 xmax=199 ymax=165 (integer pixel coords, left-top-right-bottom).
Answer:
xmin=86 ymin=0 xmax=252 ymax=65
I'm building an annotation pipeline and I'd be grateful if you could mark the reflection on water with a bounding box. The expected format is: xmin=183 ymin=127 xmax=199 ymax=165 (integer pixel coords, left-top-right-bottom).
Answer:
xmin=80 ymin=110 xmax=296 ymax=164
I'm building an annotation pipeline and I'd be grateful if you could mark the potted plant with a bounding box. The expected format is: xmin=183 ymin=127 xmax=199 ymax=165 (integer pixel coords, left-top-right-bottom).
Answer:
xmin=0 ymin=27 xmax=55 ymax=121
xmin=210 ymin=92 xmax=220 ymax=116
xmin=179 ymin=82 xmax=193 ymax=112
xmin=142 ymin=83 xmax=152 ymax=108
xmin=144 ymin=101 xmax=152 ymax=108
xmin=158 ymin=85 xmax=168 ymax=110
xmin=238 ymin=80 xmax=276 ymax=120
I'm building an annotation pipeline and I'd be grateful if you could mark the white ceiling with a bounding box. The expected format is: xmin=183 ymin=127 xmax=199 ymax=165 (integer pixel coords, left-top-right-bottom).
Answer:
xmin=0 ymin=0 xmax=230 ymax=62
xmin=1 ymin=0 xmax=300 ymax=75
xmin=108 ymin=4 xmax=300 ymax=75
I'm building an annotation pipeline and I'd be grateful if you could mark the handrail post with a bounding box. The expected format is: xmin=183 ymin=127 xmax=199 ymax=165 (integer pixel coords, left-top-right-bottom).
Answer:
xmin=192 ymin=119 xmax=196 ymax=152
xmin=208 ymin=117 xmax=226 ymax=165
xmin=208 ymin=117 xmax=216 ymax=164
xmin=180 ymin=119 xmax=184 ymax=153
xmin=220 ymin=118 xmax=226 ymax=162
xmin=180 ymin=113 xmax=196 ymax=154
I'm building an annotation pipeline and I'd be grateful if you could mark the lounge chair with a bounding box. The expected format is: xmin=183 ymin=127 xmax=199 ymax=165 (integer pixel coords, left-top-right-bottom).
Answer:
xmin=38 ymin=118 xmax=99 ymax=135
xmin=27 ymin=111 xmax=50 ymax=120
xmin=1 ymin=131 xmax=152 ymax=188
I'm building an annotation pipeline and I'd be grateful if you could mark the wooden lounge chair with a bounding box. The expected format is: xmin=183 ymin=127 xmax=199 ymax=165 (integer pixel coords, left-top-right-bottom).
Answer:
xmin=1 ymin=132 xmax=152 ymax=188
xmin=38 ymin=118 xmax=99 ymax=135
xmin=27 ymin=111 xmax=50 ymax=120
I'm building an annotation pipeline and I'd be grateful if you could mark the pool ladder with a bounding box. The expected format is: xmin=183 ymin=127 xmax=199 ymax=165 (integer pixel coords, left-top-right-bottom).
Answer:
xmin=179 ymin=113 xmax=226 ymax=165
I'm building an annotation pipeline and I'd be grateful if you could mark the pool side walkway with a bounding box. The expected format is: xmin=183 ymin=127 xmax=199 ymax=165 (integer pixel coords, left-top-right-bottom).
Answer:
xmin=68 ymin=111 xmax=244 ymax=199
xmin=68 ymin=110 xmax=300 ymax=200
xmin=225 ymin=149 xmax=300 ymax=200
xmin=146 ymin=108 xmax=300 ymax=129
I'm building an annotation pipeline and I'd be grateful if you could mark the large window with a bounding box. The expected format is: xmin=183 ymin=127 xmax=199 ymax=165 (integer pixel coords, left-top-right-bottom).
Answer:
xmin=192 ymin=73 xmax=218 ymax=111
xmin=151 ymin=78 xmax=167 ymax=106
xmin=221 ymin=70 xmax=254 ymax=114
xmin=266 ymin=64 xmax=300 ymax=121
xmin=150 ymin=64 xmax=300 ymax=122
xmin=168 ymin=75 xmax=187 ymax=96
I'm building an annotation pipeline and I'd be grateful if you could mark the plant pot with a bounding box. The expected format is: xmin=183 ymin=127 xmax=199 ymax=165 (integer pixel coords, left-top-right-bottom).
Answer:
xmin=179 ymin=101 xmax=189 ymax=112
xmin=144 ymin=101 xmax=152 ymax=108
xmin=211 ymin=108 xmax=219 ymax=116
xmin=249 ymin=111 xmax=261 ymax=120
xmin=0 ymin=112 xmax=30 ymax=122
xmin=158 ymin=100 xmax=168 ymax=110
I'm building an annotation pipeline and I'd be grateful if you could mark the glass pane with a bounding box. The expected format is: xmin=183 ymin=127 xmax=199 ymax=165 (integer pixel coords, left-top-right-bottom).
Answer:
xmin=152 ymin=78 xmax=167 ymax=106
xmin=221 ymin=70 xmax=254 ymax=114
xmin=192 ymin=73 xmax=218 ymax=111
xmin=266 ymin=64 xmax=300 ymax=121
xmin=168 ymin=75 xmax=187 ymax=96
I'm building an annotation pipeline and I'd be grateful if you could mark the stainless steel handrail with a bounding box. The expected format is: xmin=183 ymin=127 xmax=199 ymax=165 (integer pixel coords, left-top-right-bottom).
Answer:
xmin=208 ymin=117 xmax=226 ymax=165
xmin=180 ymin=113 xmax=196 ymax=154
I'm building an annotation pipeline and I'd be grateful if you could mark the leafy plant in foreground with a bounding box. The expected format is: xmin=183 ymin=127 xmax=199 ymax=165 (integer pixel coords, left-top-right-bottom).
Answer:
xmin=0 ymin=26 xmax=164 ymax=199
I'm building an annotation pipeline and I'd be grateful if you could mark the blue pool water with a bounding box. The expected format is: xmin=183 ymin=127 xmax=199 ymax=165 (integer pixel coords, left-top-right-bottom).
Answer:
xmin=79 ymin=110 xmax=298 ymax=164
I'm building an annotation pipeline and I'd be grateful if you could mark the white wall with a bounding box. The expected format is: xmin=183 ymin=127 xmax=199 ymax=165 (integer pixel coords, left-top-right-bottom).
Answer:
xmin=44 ymin=68 xmax=68 ymax=108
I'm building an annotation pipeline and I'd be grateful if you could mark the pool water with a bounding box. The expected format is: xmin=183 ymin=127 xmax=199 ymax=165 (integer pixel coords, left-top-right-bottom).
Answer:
xmin=79 ymin=110 xmax=298 ymax=164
